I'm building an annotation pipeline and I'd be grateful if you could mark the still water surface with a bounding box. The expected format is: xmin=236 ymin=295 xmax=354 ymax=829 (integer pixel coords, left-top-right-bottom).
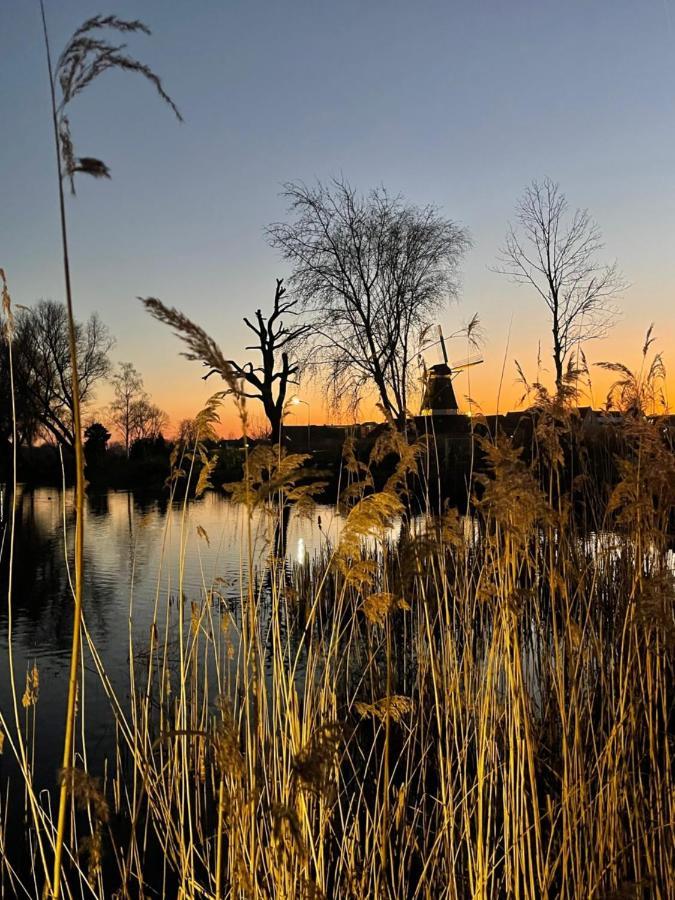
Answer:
xmin=0 ymin=487 xmax=339 ymax=801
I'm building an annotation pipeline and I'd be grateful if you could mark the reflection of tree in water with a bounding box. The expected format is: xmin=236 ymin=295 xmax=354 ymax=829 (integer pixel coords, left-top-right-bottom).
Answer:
xmin=0 ymin=488 xmax=112 ymax=653
xmin=86 ymin=490 xmax=110 ymax=519
xmin=133 ymin=491 xmax=169 ymax=517
xmin=2 ymin=487 xmax=324 ymax=687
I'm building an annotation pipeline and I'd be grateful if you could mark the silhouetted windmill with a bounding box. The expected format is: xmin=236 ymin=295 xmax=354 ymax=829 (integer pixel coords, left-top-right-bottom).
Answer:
xmin=420 ymin=326 xmax=483 ymax=416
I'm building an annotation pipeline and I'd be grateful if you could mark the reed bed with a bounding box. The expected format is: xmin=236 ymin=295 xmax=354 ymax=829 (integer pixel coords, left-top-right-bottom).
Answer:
xmin=1 ymin=400 xmax=674 ymax=899
xmin=2 ymin=10 xmax=671 ymax=895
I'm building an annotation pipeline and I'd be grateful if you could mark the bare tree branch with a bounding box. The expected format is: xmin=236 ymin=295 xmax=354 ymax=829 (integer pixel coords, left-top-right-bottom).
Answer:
xmin=10 ymin=300 xmax=113 ymax=447
xmin=494 ymin=177 xmax=625 ymax=392
xmin=224 ymin=279 xmax=310 ymax=442
xmin=268 ymin=177 xmax=471 ymax=427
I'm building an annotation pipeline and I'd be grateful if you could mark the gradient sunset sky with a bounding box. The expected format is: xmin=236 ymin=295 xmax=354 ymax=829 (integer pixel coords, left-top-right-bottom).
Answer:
xmin=2 ymin=0 xmax=673 ymax=436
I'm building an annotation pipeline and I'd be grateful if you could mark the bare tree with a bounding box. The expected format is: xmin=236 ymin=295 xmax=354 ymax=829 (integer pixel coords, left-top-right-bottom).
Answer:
xmin=130 ymin=398 xmax=168 ymax=443
xmin=496 ymin=178 xmax=625 ymax=392
xmin=174 ymin=414 xmax=220 ymax=448
xmin=109 ymin=362 xmax=167 ymax=451
xmin=12 ymin=300 xmax=113 ymax=446
xmin=267 ymin=178 xmax=471 ymax=428
xmin=109 ymin=361 xmax=144 ymax=456
xmin=1 ymin=329 xmax=39 ymax=448
xmin=175 ymin=417 xmax=200 ymax=447
xmin=204 ymin=279 xmax=311 ymax=442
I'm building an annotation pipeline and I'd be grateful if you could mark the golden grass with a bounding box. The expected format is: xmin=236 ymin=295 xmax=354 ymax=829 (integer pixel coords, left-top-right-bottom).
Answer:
xmin=1 ymin=389 xmax=673 ymax=898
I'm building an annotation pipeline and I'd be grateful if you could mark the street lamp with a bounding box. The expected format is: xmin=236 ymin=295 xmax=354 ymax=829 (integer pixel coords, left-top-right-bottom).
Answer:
xmin=291 ymin=396 xmax=311 ymax=451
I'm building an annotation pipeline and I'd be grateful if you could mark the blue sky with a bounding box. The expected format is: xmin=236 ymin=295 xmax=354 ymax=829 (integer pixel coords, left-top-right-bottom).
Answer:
xmin=1 ymin=0 xmax=673 ymax=427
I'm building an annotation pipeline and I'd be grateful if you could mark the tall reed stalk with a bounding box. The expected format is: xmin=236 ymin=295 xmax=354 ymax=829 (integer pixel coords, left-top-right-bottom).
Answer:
xmin=36 ymin=5 xmax=180 ymax=895
xmin=39 ymin=11 xmax=87 ymax=895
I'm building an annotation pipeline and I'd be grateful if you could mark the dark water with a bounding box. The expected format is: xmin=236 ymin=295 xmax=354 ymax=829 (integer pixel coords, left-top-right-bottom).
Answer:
xmin=0 ymin=487 xmax=339 ymax=823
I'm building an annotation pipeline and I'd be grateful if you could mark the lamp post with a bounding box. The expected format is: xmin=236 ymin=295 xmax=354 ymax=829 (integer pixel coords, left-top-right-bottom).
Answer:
xmin=291 ymin=396 xmax=310 ymax=451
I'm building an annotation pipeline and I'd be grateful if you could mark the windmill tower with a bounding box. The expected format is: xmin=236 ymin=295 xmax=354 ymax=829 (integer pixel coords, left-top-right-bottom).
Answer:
xmin=420 ymin=326 xmax=483 ymax=417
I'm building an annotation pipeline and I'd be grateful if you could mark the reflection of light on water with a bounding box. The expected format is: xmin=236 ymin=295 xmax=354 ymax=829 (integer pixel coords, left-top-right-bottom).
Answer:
xmin=296 ymin=537 xmax=308 ymax=565
xmin=585 ymin=531 xmax=675 ymax=574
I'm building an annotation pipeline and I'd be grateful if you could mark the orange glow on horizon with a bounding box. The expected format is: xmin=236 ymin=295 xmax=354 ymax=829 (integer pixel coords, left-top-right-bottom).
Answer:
xmin=132 ymin=319 xmax=674 ymax=440
xmin=149 ymin=367 xmax=675 ymax=441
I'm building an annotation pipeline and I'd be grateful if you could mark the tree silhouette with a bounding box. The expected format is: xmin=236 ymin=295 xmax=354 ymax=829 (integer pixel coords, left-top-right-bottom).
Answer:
xmin=12 ymin=301 xmax=113 ymax=447
xmin=204 ymin=279 xmax=311 ymax=443
xmin=496 ymin=178 xmax=625 ymax=393
xmin=268 ymin=178 xmax=471 ymax=428
xmin=84 ymin=422 xmax=111 ymax=466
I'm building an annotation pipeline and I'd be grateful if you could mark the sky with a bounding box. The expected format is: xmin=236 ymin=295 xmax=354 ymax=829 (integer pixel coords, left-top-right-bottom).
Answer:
xmin=1 ymin=0 xmax=674 ymax=436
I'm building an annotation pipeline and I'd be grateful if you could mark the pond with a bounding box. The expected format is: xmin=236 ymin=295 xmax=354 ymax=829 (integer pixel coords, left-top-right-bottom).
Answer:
xmin=0 ymin=487 xmax=341 ymax=824
xmin=4 ymin=486 xmax=670 ymax=800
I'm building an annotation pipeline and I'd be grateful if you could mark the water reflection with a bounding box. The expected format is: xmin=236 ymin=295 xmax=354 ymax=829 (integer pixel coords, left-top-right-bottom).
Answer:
xmin=0 ymin=488 xmax=337 ymax=734
xmin=87 ymin=490 xmax=110 ymax=519
xmin=1 ymin=489 xmax=120 ymax=656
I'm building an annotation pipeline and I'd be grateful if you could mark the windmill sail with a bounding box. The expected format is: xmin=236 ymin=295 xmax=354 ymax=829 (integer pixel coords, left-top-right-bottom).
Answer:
xmin=437 ymin=325 xmax=449 ymax=364
xmin=450 ymin=354 xmax=484 ymax=371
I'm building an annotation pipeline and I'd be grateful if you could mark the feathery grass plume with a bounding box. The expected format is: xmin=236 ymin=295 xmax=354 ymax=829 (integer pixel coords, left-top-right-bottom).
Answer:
xmin=337 ymin=492 xmax=404 ymax=561
xmin=53 ymin=15 xmax=181 ymax=193
xmin=212 ymin=699 xmax=245 ymax=779
xmin=354 ymin=695 xmax=412 ymax=724
xmin=58 ymin=767 xmax=110 ymax=885
xmin=195 ymin=449 xmax=218 ymax=498
xmin=474 ymin=434 xmax=552 ymax=545
xmin=0 ymin=268 xmax=14 ymax=337
xmin=166 ymin=393 xmax=225 ymax=493
xmin=337 ymin=434 xmax=374 ymax=510
xmin=362 ymin=591 xmax=410 ymax=627
xmin=369 ymin=425 xmax=423 ymax=496
xmin=598 ymin=324 xmax=667 ymax=415
xmin=291 ymin=723 xmax=343 ymax=799
xmin=271 ymin=803 xmax=307 ymax=860
xmin=193 ymin=392 xmax=225 ymax=441
xmin=298 ymin=877 xmax=327 ymax=900
xmin=196 ymin=523 xmax=210 ymax=546
xmin=140 ymin=299 xmax=234 ymax=387
xmin=224 ymin=444 xmax=327 ymax=516
xmin=395 ymin=530 xmax=440 ymax=597
xmin=515 ymin=353 xmax=586 ymax=412
xmin=333 ymin=491 xmax=403 ymax=591
xmin=342 ymin=434 xmax=369 ymax=479
xmin=20 ymin=665 xmax=40 ymax=709
xmin=438 ymin=505 xmax=470 ymax=551
xmin=605 ymin=419 xmax=675 ymax=576
xmin=78 ymin=831 xmax=104 ymax=887
xmin=633 ymin=571 xmax=675 ymax=646
xmin=58 ymin=767 xmax=109 ymax=825
xmin=599 ymin=332 xmax=674 ymax=550
xmin=140 ymin=298 xmax=250 ymax=436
